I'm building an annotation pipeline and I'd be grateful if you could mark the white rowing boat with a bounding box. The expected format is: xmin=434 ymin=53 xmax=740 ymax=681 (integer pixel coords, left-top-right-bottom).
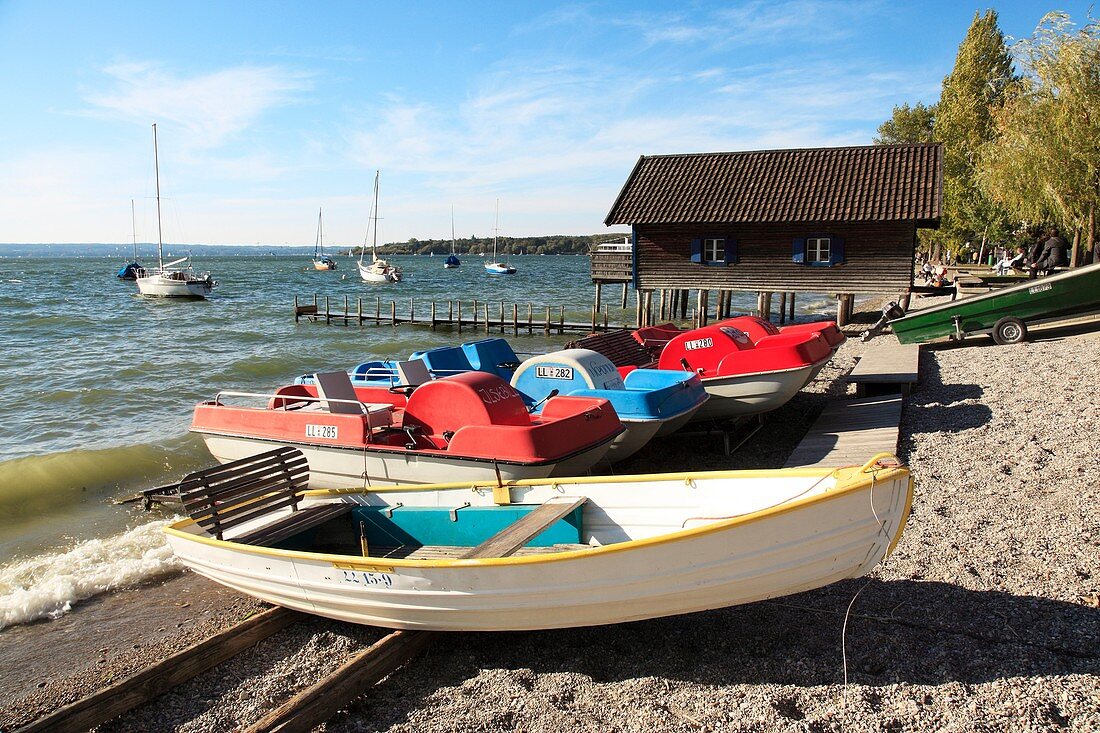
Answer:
xmin=165 ymin=454 xmax=912 ymax=631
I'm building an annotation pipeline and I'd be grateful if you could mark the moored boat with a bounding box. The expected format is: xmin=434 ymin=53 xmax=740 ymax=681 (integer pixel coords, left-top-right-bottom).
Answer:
xmin=164 ymin=454 xmax=912 ymax=631
xmin=190 ymin=370 xmax=623 ymax=487
xmin=311 ymin=208 xmax=338 ymax=270
xmin=135 ymin=123 xmax=217 ymax=299
xmin=357 ymin=171 xmax=402 ymax=283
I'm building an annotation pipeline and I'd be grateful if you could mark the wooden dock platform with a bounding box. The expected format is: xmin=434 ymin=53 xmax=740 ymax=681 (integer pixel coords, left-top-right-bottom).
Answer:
xmin=846 ymin=343 xmax=920 ymax=397
xmin=294 ymin=295 xmax=626 ymax=335
xmin=783 ymin=395 xmax=904 ymax=468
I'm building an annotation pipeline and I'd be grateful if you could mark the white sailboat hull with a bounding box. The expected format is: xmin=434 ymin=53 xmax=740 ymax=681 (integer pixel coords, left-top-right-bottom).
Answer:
xmin=165 ymin=462 xmax=912 ymax=631
xmin=136 ymin=272 xmax=214 ymax=298
xmin=358 ymin=260 xmax=401 ymax=283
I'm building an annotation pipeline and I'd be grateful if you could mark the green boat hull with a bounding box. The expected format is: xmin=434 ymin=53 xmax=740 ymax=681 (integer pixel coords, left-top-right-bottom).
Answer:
xmin=891 ymin=262 xmax=1100 ymax=344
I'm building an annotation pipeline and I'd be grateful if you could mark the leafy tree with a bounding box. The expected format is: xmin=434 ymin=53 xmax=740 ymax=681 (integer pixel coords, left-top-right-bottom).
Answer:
xmin=935 ymin=10 xmax=1016 ymax=254
xmin=979 ymin=12 xmax=1100 ymax=263
xmin=874 ymin=102 xmax=937 ymax=144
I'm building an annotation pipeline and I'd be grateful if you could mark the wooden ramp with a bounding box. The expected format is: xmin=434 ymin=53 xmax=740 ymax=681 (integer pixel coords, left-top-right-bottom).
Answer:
xmin=783 ymin=395 xmax=904 ymax=468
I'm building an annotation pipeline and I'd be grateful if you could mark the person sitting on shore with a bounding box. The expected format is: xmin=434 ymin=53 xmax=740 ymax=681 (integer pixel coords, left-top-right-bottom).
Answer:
xmin=995 ymin=246 xmax=1026 ymax=275
xmin=1029 ymin=228 xmax=1068 ymax=279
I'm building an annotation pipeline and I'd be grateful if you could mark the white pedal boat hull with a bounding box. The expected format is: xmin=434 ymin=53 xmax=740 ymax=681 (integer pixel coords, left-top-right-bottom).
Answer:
xmin=691 ymin=362 xmax=819 ymax=421
xmin=197 ymin=433 xmax=615 ymax=488
xmin=165 ymin=459 xmax=912 ymax=631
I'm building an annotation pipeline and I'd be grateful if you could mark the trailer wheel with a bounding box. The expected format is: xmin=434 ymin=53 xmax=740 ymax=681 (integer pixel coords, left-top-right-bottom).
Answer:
xmin=992 ymin=316 xmax=1028 ymax=345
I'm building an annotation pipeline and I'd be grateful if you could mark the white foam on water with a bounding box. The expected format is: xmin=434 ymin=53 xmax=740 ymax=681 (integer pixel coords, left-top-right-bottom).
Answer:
xmin=0 ymin=520 xmax=181 ymax=629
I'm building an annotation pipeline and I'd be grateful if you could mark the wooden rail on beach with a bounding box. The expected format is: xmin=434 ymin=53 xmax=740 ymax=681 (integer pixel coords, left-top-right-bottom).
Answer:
xmin=293 ymin=294 xmax=625 ymax=335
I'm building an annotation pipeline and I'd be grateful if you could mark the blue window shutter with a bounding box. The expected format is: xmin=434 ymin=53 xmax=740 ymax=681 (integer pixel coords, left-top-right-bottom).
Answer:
xmin=690 ymin=238 xmax=702 ymax=263
xmin=829 ymin=237 xmax=845 ymax=266
xmin=724 ymin=239 xmax=738 ymax=265
xmin=792 ymin=238 xmax=805 ymax=264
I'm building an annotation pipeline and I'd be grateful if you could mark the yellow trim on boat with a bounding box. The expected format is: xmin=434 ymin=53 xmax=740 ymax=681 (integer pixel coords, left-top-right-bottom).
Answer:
xmin=164 ymin=460 xmax=912 ymax=570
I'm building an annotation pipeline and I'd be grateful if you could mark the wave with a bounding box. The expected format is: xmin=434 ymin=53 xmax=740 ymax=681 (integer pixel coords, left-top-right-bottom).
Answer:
xmin=0 ymin=437 xmax=209 ymax=520
xmin=0 ymin=520 xmax=180 ymax=629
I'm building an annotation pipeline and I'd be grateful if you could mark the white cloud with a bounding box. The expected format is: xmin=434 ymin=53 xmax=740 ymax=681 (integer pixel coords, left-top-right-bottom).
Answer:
xmin=82 ymin=62 xmax=312 ymax=149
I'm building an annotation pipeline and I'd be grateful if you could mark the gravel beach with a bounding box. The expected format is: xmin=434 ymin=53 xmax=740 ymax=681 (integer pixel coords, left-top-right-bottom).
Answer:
xmin=2 ymin=306 xmax=1098 ymax=732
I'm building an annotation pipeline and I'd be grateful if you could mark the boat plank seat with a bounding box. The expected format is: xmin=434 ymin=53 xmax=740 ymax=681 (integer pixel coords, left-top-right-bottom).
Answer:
xmin=461 ymin=496 xmax=588 ymax=559
xmin=367 ymin=543 xmax=590 ymax=560
xmin=565 ymin=330 xmax=655 ymax=369
xmin=846 ymin=344 xmax=920 ymax=397
xmin=178 ymin=446 xmax=351 ymax=545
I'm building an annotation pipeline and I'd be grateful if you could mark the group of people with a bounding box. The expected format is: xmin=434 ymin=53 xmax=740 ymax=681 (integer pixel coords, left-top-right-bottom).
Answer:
xmin=919 ymin=228 xmax=1069 ymax=286
xmin=994 ymin=228 xmax=1068 ymax=278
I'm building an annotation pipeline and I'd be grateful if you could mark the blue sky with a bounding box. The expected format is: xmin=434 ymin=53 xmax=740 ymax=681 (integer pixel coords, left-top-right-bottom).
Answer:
xmin=0 ymin=1 xmax=1087 ymax=245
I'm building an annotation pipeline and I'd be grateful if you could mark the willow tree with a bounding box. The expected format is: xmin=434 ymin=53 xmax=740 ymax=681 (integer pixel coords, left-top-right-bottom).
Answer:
xmin=979 ymin=12 xmax=1100 ymax=264
xmin=935 ymin=10 xmax=1015 ymax=255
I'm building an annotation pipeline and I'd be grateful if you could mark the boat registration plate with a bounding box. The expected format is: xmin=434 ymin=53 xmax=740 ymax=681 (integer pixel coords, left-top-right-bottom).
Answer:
xmin=1028 ymin=283 xmax=1052 ymax=294
xmin=684 ymin=337 xmax=713 ymax=350
xmin=535 ymin=366 xmax=574 ymax=380
xmin=306 ymin=424 xmax=339 ymax=439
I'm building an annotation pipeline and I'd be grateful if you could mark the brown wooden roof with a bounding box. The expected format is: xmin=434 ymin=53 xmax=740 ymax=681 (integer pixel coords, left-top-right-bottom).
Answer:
xmin=604 ymin=143 xmax=942 ymax=227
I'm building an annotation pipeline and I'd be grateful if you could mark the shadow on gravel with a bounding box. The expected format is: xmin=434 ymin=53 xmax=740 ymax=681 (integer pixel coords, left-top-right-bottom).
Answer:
xmin=347 ymin=579 xmax=1098 ymax=730
xmin=902 ymin=353 xmax=991 ymax=435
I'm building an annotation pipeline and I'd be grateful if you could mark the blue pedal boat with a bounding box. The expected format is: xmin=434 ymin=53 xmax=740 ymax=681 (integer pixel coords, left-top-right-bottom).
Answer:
xmin=511 ymin=349 xmax=708 ymax=461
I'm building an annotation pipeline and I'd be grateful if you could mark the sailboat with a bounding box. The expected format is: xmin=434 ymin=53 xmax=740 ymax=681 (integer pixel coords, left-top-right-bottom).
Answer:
xmin=135 ymin=124 xmax=216 ymax=298
xmin=484 ymin=199 xmax=516 ymax=275
xmin=116 ymin=199 xmax=145 ymax=280
xmin=444 ymin=206 xmax=460 ymax=269
xmin=311 ymin=208 xmax=337 ymax=270
xmin=357 ymin=171 xmax=402 ymax=283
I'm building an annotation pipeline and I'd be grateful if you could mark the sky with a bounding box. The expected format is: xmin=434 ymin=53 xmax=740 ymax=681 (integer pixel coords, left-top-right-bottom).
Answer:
xmin=0 ymin=0 xmax=1088 ymax=246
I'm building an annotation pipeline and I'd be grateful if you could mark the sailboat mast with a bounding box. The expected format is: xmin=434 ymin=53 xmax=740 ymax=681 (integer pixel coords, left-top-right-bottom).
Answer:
xmin=451 ymin=205 xmax=456 ymax=254
xmin=131 ymin=199 xmax=138 ymax=260
xmin=152 ymin=123 xmax=164 ymax=269
xmin=493 ymin=198 xmax=499 ymax=259
xmin=316 ymin=207 xmax=323 ymax=257
xmin=372 ymin=171 xmax=379 ymax=261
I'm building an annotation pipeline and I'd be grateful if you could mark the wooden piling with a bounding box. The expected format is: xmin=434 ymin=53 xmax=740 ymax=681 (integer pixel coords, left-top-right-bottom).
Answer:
xmin=788 ymin=292 xmax=796 ymax=321
xmin=391 ymin=300 xmax=396 ymax=326
xmin=594 ymin=283 xmax=602 ymax=312
xmin=430 ymin=301 xmax=437 ymax=330
xmin=375 ymin=297 xmax=381 ymax=325
xmin=512 ymin=303 xmax=518 ymax=335
xmin=621 ymin=282 xmax=629 ymax=309
xmin=325 ymin=296 xmax=331 ymax=325
xmin=357 ymin=297 xmax=363 ymax=325
xmin=456 ymin=300 xmax=462 ymax=333
xmin=778 ymin=292 xmax=787 ymax=324
xmin=545 ymin=305 xmax=551 ymax=334
xmin=294 ymin=295 xmax=299 ymax=323
xmin=527 ymin=303 xmax=533 ymax=334
xmin=499 ymin=300 xmax=505 ymax=334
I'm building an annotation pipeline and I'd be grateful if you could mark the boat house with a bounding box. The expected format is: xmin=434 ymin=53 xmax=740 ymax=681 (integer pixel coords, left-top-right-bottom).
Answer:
xmin=603 ymin=143 xmax=942 ymax=325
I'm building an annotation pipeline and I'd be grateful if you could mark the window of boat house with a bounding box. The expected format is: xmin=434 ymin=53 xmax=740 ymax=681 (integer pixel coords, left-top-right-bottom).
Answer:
xmin=691 ymin=236 xmax=739 ymax=265
xmin=792 ymin=236 xmax=844 ymax=266
xmin=807 ymin=237 xmax=830 ymax=262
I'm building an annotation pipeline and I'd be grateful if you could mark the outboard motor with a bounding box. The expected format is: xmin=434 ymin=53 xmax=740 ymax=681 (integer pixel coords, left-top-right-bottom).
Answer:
xmin=863 ymin=301 xmax=906 ymax=341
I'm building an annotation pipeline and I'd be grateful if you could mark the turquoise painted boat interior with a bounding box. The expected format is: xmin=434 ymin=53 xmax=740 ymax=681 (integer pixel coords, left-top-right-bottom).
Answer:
xmin=349 ymin=505 xmax=583 ymax=548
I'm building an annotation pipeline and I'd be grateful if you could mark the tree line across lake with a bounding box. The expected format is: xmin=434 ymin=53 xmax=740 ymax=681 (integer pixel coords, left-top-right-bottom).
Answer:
xmin=347 ymin=233 xmax=623 ymax=257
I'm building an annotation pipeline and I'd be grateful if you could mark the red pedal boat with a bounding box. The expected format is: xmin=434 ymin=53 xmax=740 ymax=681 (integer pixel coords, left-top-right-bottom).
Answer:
xmin=642 ymin=324 xmax=833 ymax=421
xmin=191 ymin=371 xmax=623 ymax=488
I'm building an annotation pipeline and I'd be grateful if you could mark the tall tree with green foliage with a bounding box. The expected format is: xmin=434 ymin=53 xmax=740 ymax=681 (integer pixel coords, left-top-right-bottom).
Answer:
xmin=979 ymin=12 xmax=1100 ymax=263
xmin=874 ymin=102 xmax=937 ymax=145
xmin=934 ymin=10 xmax=1015 ymax=254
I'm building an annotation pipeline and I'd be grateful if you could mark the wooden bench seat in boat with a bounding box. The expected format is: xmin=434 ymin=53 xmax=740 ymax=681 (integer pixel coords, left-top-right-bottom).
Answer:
xmin=565 ymin=330 xmax=655 ymax=369
xmin=178 ymin=446 xmax=352 ymax=545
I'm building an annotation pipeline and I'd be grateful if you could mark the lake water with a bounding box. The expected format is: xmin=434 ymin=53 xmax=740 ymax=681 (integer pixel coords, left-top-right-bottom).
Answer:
xmin=0 ymin=251 xmax=836 ymax=628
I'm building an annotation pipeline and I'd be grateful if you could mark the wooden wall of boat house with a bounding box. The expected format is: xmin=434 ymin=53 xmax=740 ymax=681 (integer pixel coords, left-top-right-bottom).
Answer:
xmin=633 ymin=221 xmax=918 ymax=294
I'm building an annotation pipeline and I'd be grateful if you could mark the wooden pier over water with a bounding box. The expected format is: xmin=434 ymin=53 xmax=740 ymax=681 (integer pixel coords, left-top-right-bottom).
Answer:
xmin=294 ymin=295 xmax=627 ymax=335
